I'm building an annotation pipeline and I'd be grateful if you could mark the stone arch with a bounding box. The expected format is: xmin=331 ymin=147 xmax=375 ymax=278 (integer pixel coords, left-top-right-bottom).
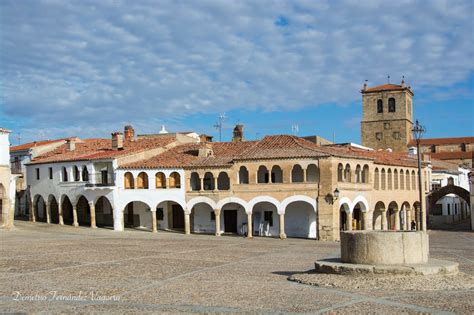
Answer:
xmin=337 ymin=163 xmax=344 ymax=182
xmin=60 ymin=195 xmax=74 ymax=225
xmin=33 ymin=194 xmax=47 ymax=222
xmin=95 ymin=196 xmax=114 ymax=227
xmin=48 ymin=194 xmax=60 ymax=224
xmin=248 ymin=196 xmax=281 ymax=213
xmin=283 ymin=199 xmax=317 ymax=238
xmin=405 ymin=170 xmax=410 ymax=190
xmin=374 ymin=168 xmax=379 ymax=190
xmin=137 ymin=172 xmax=149 ymax=189
xmin=187 ymin=196 xmax=217 ymax=211
xmin=169 ymin=172 xmax=181 ymax=188
xmin=203 ymin=172 xmax=215 ymax=190
xmin=362 ymin=164 xmax=369 ymax=183
xmin=387 ymin=169 xmax=393 ymax=190
xmin=352 ymin=196 xmax=369 ymax=213
xmin=306 ymin=164 xmax=319 ymax=182
xmin=271 ymin=165 xmax=283 ymax=183
xmin=411 ymin=170 xmax=416 ymax=190
xmin=394 ymin=169 xmax=399 ymax=189
xmin=373 ymin=201 xmax=386 ymax=230
xmin=217 ymin=172 xmax=230 ymax=190
xmin=355 ymin=165 xmax=362 ymax=183
xmin=123 ymin=200 xmax=151 ymax=229
xmin=257 ymin=165 xmax=269 ymax=183
xmin=190 ymin=172 xmax=201 ymax=191
xmin=217 ymin=197 xmax=249 ymax=213
xmin=344 ymin=164 xmax=351 ymax=182
xmin=339 ymin=204 xmax=350 ymax=231
xmin=381 ymin=168 xmax=386 ymax=190
xmin=387 ymin=201 xmax=398 ymax=230
xmin=401 ymin=201 xmax=411 ymax=230
xmin=400 ymin=169 xmax=405 ymax=190
xmin=124 ymin=172 xmax=134 ymax=189
xmin=281 ymin=195 xmax=316 ymax=214
xmin=338 ymin=197 xmax=351 ymax=213
xmin=155 ymin=172 xmax=166 ymax=189
xmin=238 ymin=166 xmax=249 ymax=184
xmin=76 ymin=195 xmax=91 ymax=226
xmin=427 ymin=184 xmax=470 ymax=210
xmin=291 ymin=164 xmax=304 ymax=183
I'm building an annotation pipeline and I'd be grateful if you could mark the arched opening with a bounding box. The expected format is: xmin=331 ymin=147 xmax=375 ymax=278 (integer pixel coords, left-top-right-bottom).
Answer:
xmin=221 ymin=202 xmax=247 ymax=235
xmin=238 ymin=166 xmax=249 ymax=184
xmin=339 ymin=204 xmax=349 ymax=231
xmin=203 ymin=172 xmax=215 ymax=190
xmin=362 ymin=165 xmax=369 ymax=183
xmin=190 ymin=172 xmax=201 ymax=191
xmin=352 ymin=203 xmax=364 ymax=230
xmin=394 ymin=169 xmax=399 ymax=189
xmin=61 ymin=196 xmax=74 ymax=225
xmin=156 ymin=200 xmax=184 ymax=231
xmin=217 ymin=172 xmax=230 ymax=190
xmin=377 ymin=99 xmax=383 ymax=113
xmin=413 ymin=202 xmax=421 ymax=230
xmin=387 ymin=169 xmax=392 ymax=190
xmin=284 ymin=201 xmax=316 ymax=238
xmin=49 ymin=196 xmax=59 ymax=224
xmin=306 ymin=164 xmax=319 ymax=182
xmin=387 ymin=201 xmax=398 ymax=230
xmin=374 ymin=168 xmax=380 ymax=190
xmin=337 ymin=163 xmax=343 ymax=182
xmin=400 ymin=169 xmax=405 ymax=190
xmin=169 ymin=172 xmax=181 ymax=188
xmin=76 ymin=196 xmax=91 ymax=227
xmin=95 ymin=196 xmax=114 ymax=228
xmin=257 ymin=166 xmax=269 ymax=183
xmin=82 ymin=166 xmax=89 ymax=182
xmin=34 ymin=195 xmax=47 ymax=222
xmin=124 ymin=172 xmax=134 ymax=189
xmin=411 ymin=170 xmax=416 ymax=190
xmin=381 ymin=168 xmax=386 ymax=190
xmin=388 ymin=97 xmax=396 ymax=112
xmin=401 ymin=202 xmax=411 ymax=230
xmin=271 ymin=165 xmax=283 ymax=183
xmin=355 ymin=165 xmax=361 ymax=183
xmin=124 ymin=201 xmax=151 ymax=230
xmin=137 ymin=172 xmax=149 ymax=189
xmin=155 ymin=172 xmax=166 ymax=189
xmin=252 ymin=201 xmax=279 ymax=237
xmin=405 ymin=170 xmax=410 ymax=190
xmin=372 ymin=201 xmax=386 ymax=230
xmin=190 ymin=202 xmax=215 ymax=234
xmin=291 ymin=165 xmax=304 ymax=183
xmin=344 ymin=164 xmax=351 ymax=182
xmin=74 ymin=166 xmax=80 ymax=182
xmin=62 ymin=167 xmax=68 ymax=182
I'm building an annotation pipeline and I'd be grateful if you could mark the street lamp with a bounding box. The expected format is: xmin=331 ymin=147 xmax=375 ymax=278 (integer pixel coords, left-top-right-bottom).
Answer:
xmin=412 ymin=119 xmax=426 ymax=231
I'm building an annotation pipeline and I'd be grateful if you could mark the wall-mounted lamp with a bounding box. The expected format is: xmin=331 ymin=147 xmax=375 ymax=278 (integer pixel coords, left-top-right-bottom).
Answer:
xmin=325 ymin=188 xmax=340 ymax=205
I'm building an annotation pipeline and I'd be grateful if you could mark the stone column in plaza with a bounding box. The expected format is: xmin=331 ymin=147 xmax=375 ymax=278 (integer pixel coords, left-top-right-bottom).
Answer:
xmin=184 ymin=212 xmax=191 ymax=235
xmin=381 ymin=210 xmax=387 ymax=230
xmin=279 ymin=213 xmax=286 ymax=239
xmin=72 ymin=205 xmax=79 ymax=227
xmin=394 ymin=210 xmax=400 ymax=230
xmin=247 ymin=213 xmax=252 ymax=238
xmin=30 ymin=199 xmax=36 ymax=222
xmin=89 ymin=202 xmax=97 ymax=228
xmin=214 ymin=209 xmax=221 ymax=236
xmin=58 ymin=204 xmax=64 ymax=225
xmin=346 ymin=211 xmax=352 ymax=231
xmin=151 ymin=210 xmax=157 ymax=233
xmin=46 ymin=202 xmax=51 ymax=224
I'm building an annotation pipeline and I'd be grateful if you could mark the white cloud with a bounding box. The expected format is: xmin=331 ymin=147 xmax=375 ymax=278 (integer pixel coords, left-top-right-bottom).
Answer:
xmin=0 ymin=0 xmax=472 ymax=140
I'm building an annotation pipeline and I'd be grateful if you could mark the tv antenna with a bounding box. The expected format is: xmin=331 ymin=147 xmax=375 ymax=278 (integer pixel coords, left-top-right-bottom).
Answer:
xmin=291 ymin=124 xmax=299 ymax=136
xmin=213 ymin=113 xmax=226 ymax=142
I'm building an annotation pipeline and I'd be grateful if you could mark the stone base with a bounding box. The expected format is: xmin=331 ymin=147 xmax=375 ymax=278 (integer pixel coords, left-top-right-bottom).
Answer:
xmin=315 ymin=258 xmax=458 ymax=276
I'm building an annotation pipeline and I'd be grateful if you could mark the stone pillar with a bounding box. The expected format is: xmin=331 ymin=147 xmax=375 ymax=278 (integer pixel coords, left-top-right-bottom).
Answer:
xmin=247 ymin=213 xmax=252 ymax=238
xmin=394 ymin=210 xmax=400 ymax=230
xmin=46 ymin=202 xmax=51 ymax=224
xmin=151 ymin=210 xmax=157 ymax=233
xmin=214 ymin=209 xmax=221 ymax=236
xmin=58 ymin=204 xmax=64 ymax=225
xmin=381 ymin=210 xmax=387 ymax=230
xmin=31 ymin=200 xmax=36 ymax=223
xmin=113 ymin=208 xmax=123 ymax=231
xmin=72 ymin=205 xmax=78 ymax=227
xmin=279 ymin=213 xmax=286 ymax=239
xmin=303 ymin=168 xmax=307 ymax=182
xmin=346 ymin=211 xmax=352 ymax=231
xmin=89 ymin=202 xmax=97 ymax=228
xmin=416 ymin=207 xmax=421 ymax=231
xmin=200 ymin=177 xmax=204 ymax=192
xmin=361 ymin=211 xmax=366 ymax=230
xmin=213 ymin=177 xmax=218 ymax=191
xmin=184 ymin=213 xmax=191 ymax=235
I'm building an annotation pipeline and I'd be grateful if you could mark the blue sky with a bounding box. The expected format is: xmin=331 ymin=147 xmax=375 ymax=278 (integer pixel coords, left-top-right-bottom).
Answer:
xmin=1 ymin=0 xmax=473 ymax=144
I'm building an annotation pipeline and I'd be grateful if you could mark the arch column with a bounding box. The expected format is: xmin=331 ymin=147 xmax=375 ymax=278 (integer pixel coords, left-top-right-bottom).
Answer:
xmin=58 ymin=203 xmax=64 ymax=225
xmin=72 ymin=205 xmax=78 ymax=227
xmin=394 ymin=209 xmax=400 ymax=230
xmin=214 ymin=209 xmax=221 ymax=236
xmin=30 ymin=200 xmax=36 ymax=222
xmin=247 ymin=213 xmax=252 ymax=238
xmin=406 ymin=208 xmax=411 ymax=230
xmin=213 ymin=177 xmax=218 ymax=192
xmin=303 ymin=168 xmax=307 ymax=182
xmin=199 ymin=177 xmax=204 ymax=192
xmin=89 ymin=202 xmax=97 ymax=228
xmin=381 ymin=210 xmax=387 ymax=230
xmin=184 ymin=211 xmax=191 ymax=235
xmin=46 ymin=202 xmax=51 ymax=224
xmin=279 ymin=213 xmax=286 ymax=239
xmin=360 ymin=211 xmax=366 ymax=230
xmin=151 ymin=210 xmax=157 ymax=233
xmin=113 ymin=208 xmax=123 ymax=231
xmin=346 ymin=211 xmax=352 ymax=231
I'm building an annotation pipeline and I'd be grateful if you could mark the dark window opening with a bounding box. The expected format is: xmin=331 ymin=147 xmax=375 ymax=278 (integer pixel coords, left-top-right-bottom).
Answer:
xmin=36 ymin=168 xmax=40 ymax=180
xmin=388 ymin=98 xmax=396 ymax=112
xmin=49 ymin=167 xmax=53 ymax=179
xmin=156 ymin=207 xmax=164 ymax=220
xmin=377 ymin=99 xmax=383 ymax=113
xmin=264 ymin=211 xmax=273 ymax=227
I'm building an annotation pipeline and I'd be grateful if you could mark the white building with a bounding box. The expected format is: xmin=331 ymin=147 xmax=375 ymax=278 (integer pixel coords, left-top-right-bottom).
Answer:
xmin=1 ymin=128 xmax=18 ymax=229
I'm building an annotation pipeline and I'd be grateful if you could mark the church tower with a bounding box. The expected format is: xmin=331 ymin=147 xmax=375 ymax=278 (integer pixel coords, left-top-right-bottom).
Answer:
xmin=360 ymin=79 xmax=414 ymax=152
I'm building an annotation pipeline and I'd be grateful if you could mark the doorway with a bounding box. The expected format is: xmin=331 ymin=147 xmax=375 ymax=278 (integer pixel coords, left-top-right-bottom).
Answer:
xmin=224 ymin=210 xmax=238 ymax=233
xmin=172 ymin=204 xmax=184 ymax=229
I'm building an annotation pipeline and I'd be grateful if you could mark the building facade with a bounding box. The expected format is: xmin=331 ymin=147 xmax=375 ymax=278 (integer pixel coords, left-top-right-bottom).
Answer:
xmin=0 ymin=128 xmax=16 ymax=228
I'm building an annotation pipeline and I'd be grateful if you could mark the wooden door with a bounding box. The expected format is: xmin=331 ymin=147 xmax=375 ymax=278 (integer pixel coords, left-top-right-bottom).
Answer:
xmin=224 ymin=210 xmax=238 ymax=233
xmin=172 ymin=205 xmax=184 ymax=229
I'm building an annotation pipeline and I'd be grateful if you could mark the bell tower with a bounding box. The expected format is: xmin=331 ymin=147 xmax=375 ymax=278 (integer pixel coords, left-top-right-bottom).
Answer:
xmin=360 ymin=79 xmax=414 ymax=152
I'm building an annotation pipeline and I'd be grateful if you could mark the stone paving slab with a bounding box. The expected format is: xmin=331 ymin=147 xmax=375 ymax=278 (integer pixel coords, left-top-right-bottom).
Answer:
xmin=0 ymin=221 xmax=473 ymax=314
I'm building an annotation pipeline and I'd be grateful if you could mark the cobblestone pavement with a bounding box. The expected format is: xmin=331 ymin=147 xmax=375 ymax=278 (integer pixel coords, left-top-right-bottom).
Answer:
xmin=0 ymin=221 xmax=473 ymax=314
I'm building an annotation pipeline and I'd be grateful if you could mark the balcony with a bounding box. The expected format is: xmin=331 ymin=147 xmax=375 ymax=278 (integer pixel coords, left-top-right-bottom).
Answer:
xmin=85 ymin=172 xmax=115 ymax=188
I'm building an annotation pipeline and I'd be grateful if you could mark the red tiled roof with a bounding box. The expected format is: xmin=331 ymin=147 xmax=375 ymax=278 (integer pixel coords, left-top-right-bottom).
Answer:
xmin=29 ymin=136 xmax=177 ymax=164
xmin=362 ymin=83 xmax=412 ymax=94
xmin=430 ymin=158 xmax=461 ymax=171
xmin=430 ymin=151 xmax=474 ymax=160
xmin=408 ymin=137 xmax=474 ymax=146
xmin=10 ymin=138 xmax=68 ymax=152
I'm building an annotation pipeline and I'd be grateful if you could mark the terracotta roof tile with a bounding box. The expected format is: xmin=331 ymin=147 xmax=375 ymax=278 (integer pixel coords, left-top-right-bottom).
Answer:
xmin=29 ymin=136 xmax=177 ymax=164
xmin=408 ymin=137 xmax=474 ymax=146
xmin=430 ymin=151 xmax=474 ymax=160
xmin=10 ymin=138 xmax=68 ymax=152
xmin=363 ymin=83 xmax=409 ymax=93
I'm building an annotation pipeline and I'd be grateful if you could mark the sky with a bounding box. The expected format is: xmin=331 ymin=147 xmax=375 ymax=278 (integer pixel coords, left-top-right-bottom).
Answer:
xmin=1 ymin=0 xmax=473 ymax=145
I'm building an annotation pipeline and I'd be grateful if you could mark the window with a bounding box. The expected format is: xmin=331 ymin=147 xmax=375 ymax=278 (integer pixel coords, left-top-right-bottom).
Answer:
xmin=62 ymin=167 xmax=68 ymax=182
xmin=460 ymin=143 xmax=466 ymax=152
xmin=49 ymin=167 xmax=53 ymax=180
xmin=137 ymin=172 xmax=149 ymax=189
xmin=376 ymin=132 xmax=383 ymax=141
xmin=82 ymin=166 xmax=89 ymax=182
xmin=124 ymin=172 xmax=134 ymax=189
xmin=377 ymin=99 xmax=383 ymax=113
xmin=430 ymin=145 xmax=436 ymax=153
xmin=36 ymin=168 xmax=40 ymax=180
xmin=388 ymin=98 xmax=396 ymax=112
xmin=156 ymin=208 xmax=164 ymax=220
xmin=155 ymin=172 xmax=166 ymax=188
xmin=169 ymin=172 xmax=181 ymax=188
xmin=74 ymin=166 xmax=80 ymax=181
xmin=210 ymin=211 xmax=215 ymax=221
xmin=264 ymin=211 xmax=273 ymax=227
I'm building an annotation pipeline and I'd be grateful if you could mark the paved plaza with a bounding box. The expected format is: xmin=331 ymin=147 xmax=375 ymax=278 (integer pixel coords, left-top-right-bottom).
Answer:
xmin=0 ymin=221 xmax=473 ymax=314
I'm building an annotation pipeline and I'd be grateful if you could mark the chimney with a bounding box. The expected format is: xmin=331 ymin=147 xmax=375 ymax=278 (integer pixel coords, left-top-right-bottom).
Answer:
xmin=198 ymin=142 xmax=214 ymax=157
xmin=232 ymin=124 xmax=244 ymax=142
xmin=111 ymin=132 xmax=124 ymax=150
xmin=401 ymin=76 xmax=406 ymax=87
xmin=199 ymin=134 xmax=213 ymax=143
xmin=362 ymin=80 xmax=368 ymax=91
xmin=66 ymin=139 xmax=75 ymax=151
xmin=124 ymin=125 xmax=135 ymax=142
